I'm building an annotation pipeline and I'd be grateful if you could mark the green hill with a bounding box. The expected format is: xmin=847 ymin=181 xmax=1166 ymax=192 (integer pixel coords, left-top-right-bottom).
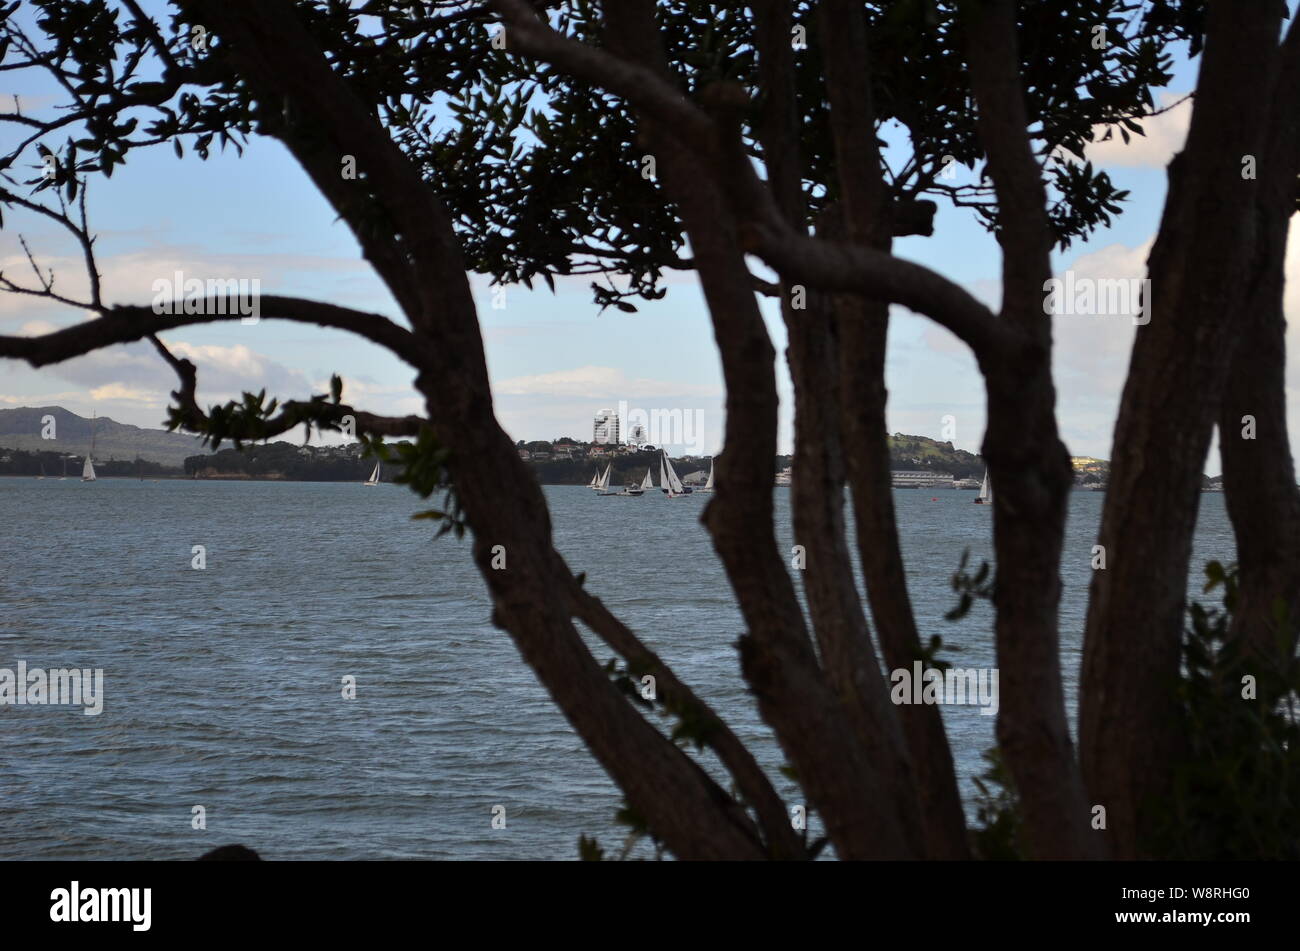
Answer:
xmin=888 ymin=433 xmax=984 ymax=480
xmin=0 ymin=406 xmax=206 ymax=467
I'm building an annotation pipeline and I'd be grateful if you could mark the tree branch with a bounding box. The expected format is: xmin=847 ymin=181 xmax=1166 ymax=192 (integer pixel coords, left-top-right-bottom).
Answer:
xmin=147 ymin=332 xmax=424 ymax=444
xmin=963 ymin=0 xmax=1052 ymax=329
xmin=489 ymin=0 xmax=1010 ymax=365
xmin=567 ymin=579 xmax=807 ymax=860
xmin=0 ymin=296 xmax=424 ymax=369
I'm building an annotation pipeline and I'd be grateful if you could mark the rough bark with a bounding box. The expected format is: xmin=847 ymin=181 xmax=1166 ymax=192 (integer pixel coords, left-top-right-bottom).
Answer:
xmin=754 ymin=0 xmax=926 ymax=858
xmin=1080 ymin=0 xmax=1287 ymax=858
xmin=601 ymin=0 xmax=917 ymax=859
xmin=1219 ymin=20 xmax=1300 ymax=665
xmin=567 ymin=580 xmax=808 ymax=859
xmin=818 ymin=0 xmax=970 ymax=860
xmin=964 ymin=0 xmax=1097 ymax=860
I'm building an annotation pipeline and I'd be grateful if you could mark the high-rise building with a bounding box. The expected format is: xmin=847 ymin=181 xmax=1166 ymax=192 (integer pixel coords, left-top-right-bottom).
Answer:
xmin=593 ymin=408 xmax=620 ymax=445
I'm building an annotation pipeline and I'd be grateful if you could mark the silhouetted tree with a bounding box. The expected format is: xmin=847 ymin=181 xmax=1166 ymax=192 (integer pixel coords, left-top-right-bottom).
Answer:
xmin=2 ymin=0 xmax=1297 ymax=860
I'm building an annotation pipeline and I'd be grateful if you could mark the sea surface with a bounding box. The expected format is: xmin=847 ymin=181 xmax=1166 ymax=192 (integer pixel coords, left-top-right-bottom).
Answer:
xmin=0 ymin=479 xmax=1235 ymax=859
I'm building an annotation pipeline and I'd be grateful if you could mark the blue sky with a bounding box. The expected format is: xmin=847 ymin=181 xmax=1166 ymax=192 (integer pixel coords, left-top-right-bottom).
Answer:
xmin=2 ymin=8 xmax=1297 ymax=475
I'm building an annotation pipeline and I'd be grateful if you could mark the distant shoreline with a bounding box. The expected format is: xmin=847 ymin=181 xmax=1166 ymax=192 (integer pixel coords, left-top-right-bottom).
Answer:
xmin=0 ymin=475 xmax=1133 ymax=490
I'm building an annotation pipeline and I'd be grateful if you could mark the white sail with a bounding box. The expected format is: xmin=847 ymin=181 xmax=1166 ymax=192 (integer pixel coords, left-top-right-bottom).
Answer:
xmin=82 ymin=412 xmax=97 ymax=481
xmin=661 ymin=451 xmax=686 ymax=494
xmin=589 ymin=468 xmax=600 ymax=488
xmin=596 ymin=463 xmax=612 ymax=491
xmin=703 ymin=458 xmax=715 ymax=491
xmin=365 ymin=460 xmax=380 ymax=485
xmin=639 ymin=467 xmax=653 ymax=491
xmin=977 ymin=469 xmax=991 ymax=503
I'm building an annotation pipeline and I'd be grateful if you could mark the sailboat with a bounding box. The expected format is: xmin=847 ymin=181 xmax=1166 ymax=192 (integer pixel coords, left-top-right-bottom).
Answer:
xmin=364 ymin=459 xmax=381 ymax=486
xmin=638 ymin=467 xmax=654 ymax=493
xmin=660 ymin=450 xmax=692 ymax=498
xmin=595 ymin=462 xmax=615 ymax=495
xmin=697 ymin=458 xmax=715 ymax=493
xmin=59 ymin=456 xmax=68 ymax=480
xmin=588 ymin=467 xmax=602 ymax=491
xmin=974 ymin=469 xmax=991 ymax=505
xmin=81 ymin=414 xmax=97 ymax=482
xmin=622 ymin=469 xmax=645 ymax=496
xmin=37 ymin=460 xmax=45 ymax=480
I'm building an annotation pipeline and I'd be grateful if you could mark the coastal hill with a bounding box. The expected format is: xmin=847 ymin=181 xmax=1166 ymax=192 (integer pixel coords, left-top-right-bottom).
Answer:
xmin=887 ymin=433 xmax=984 ymax=480
xmin=0 ymin=406 xmax=205 ymax=468
xmin=3 ymin=405 xmax=1192 ymax=486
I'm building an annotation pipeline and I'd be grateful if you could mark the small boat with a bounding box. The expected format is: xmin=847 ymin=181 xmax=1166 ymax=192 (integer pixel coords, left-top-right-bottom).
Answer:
xmin=697 ymin=457 xmax=714 ymax=493
xmin=59 ymin=456 xmax=67 ymax=480
xmin=364 ymin=459 xmax=381 ymax=486
xmin=588 ymin=467 xmax=602 ymax=491
xmin=81 ymin=413 xmax=98 ymax=482
xmin=660 ymin=450 xmax=692 ymax=498
xmin=37 ymin=461 xmax=45 ymax=480
xmin=639 ymin=466 xmax=654 ymax=492
xmin=974 ymin=469 xmax=991 ymax=505
xmin=595 ymin=462 xmax=618 ymax=496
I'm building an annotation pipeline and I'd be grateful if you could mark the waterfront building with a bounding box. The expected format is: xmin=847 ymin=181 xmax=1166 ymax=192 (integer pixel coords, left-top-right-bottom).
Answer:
xmin=593 ymin=408 xmax=620 ymax=445
xmin=891 ymin=469 xmax=954 ymax=488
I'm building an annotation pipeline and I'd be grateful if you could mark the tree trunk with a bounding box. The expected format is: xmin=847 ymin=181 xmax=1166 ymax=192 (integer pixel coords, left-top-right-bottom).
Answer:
xmin=816 ymin=0 xmax=970 ymax=859
xmin=1080 ymin=0 xmax=1286 ymax=858
xmin=964 ymin=0 xmax=1097 ymax=859
xmin=1219 ymin=21 xmax=1300 ymax=666
xmin=603 ymin=0 xmax=918 ymax=859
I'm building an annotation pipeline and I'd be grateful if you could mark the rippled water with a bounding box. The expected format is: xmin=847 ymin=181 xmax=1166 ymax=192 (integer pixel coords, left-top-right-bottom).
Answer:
xmin=0 ymin=478 xmax=1234 ymax=859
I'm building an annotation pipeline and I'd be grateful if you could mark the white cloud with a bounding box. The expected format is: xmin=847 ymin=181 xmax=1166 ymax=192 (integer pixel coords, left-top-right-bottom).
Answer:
xmin=0 ymin=241 xmax=372 ymax=322
xmin=1081 ymin=91 xmax=1192 ymax=170
xmin=88 ymin=382 xmax=161 ymax=403
xmin=1050 ymin=240 xmax=1152 ymax=398
xmin=492 ymin=364 xmax=721 ymax=400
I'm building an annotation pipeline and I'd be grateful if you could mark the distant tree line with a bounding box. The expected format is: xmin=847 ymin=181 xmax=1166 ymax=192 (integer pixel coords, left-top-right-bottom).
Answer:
xmin=0 ymin=447 xmax=175 ymax=478
xmin=184 ymin=442 xmax=374 ymax=481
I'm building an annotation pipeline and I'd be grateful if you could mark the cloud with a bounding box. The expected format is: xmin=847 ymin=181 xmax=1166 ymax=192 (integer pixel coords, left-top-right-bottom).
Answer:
xmin=1050 ymin=240 xmax=1152 ymax=397
xmin=88 ymin=382 xmax=161 ymax=403
xmin=24 ymin=339 xmax=314 ymax=410
xmin=1283 ymin=212 xmax=1300 ymax=394
xmin=0 ymin=389 xmax=86 ymax=405
xmin=492 ymin=365 xmax=721 ymax=400
xmin=912 ymin=217 xmax=1300 ymax=473
xmin=0 ymin=241 xmax=375 ymax=322
xmin=1081 ymin=91 xmax=1192 ymax=170
xmin=911 ymin=240 xmax=1155 ymax=460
